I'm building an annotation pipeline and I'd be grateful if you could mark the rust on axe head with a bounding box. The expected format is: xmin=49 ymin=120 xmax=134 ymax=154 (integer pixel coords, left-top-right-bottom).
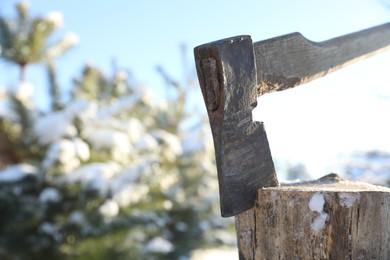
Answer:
xmin=194 ymin=36 xmax=279 ymax=217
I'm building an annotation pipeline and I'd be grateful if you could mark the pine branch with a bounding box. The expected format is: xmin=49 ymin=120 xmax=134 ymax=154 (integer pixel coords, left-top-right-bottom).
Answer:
xmin=0 ymin=18 xmax=13 ymax=56
xmin=47 ymin=62 xmax=63 ymax=110
xmin=9 ymin=94 xmax=32 ymax=134
xmin=0 ymin=118 xmax=21 ymax=167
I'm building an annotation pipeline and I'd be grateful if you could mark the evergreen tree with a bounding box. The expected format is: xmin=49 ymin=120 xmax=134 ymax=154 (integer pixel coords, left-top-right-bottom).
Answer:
xmin=0 ymin=3 xmax=235 ymax=259
xmin=343 ymin=150 xmax=390 ymax=187
xmin=0 ymin=1 xmax=78 ymax=81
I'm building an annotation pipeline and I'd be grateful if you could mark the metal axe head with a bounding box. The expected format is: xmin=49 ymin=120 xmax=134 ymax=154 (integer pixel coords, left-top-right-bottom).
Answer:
xmin=194 ymin=36 xmax=279 ymax=217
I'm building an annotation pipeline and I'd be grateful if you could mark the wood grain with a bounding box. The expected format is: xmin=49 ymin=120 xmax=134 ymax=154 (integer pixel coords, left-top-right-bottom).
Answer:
xmin=255 ymin=22 xmax=390 ymax=95
xmin=236 ymin=174 xmax=390 ymax=259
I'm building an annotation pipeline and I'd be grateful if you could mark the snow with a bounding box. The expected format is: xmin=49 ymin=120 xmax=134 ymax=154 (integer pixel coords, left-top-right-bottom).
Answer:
xmin=43 ymin=139 xmax=80 ymax=172
xmin=110 ymin=165 xmax=144 ymax=186
xmin=99 ymin=199 xmax=119 ymax=219
xmin=39 ymin=187 xmax=62 ymax=203
xmin=73 ymin=138 xmax=90 ymax=161
xmin=163 ymin=200 xmax=173 ymax=210
xmin=63 ymin=162 xmax=121 ymax=192
xmin=152 ymin=130 xmax=182 ymax=153
xmin=191 ymin=248 xmax=238 ymax=260
xmin=34 ymin=100 xmax=93 ymax=145
xmin=44 ymin=11 xmax=63 ymax=28
xmin=54 ymin=139 xmax=78 ymax=163
xmin=96 ymin=96 xmax=138 ymax=119
xmin=9 ymin=82 xmax=34 ymax=102
xmin=144 ymin=237 xmax=174 ymax=253
xmin=39 ymin=222 xmax=56 ymax=234
xmin=175 ymin=222 xmax=187 ymax=232
xmin=65 ymin=100 xmax=96 ymax=120
xmin=81 ymin=116 xmax=149 ymax=162
xmin=181 ymin=121 xmax=213 ymax=153
xmin=108 ymin=163 xmax=152 ymax=207
xmin=63 ymin=32 xmax=79 ymax=45
xmin=311 ymin=214 xmax=329 ymax=233
xmin=34 ymin=111 xmax=76 ymax=145
xmin=41 ymin=137 xmax=90 ymax=172
xmin=152 ymin=129 xmax=182 ymax=162
xmin=115 ymin=70 xmax=128 ymax=81
xmin=39 ymin=222 xmax=62 ymax=242
xmin=46 ymin=32 xmax=79 ymax=59
xmin=214 ymin=230 xmax=237 ymax=245
xmin=68 ymin=211 xmax=86 ymax=225
xmin=0 ymin=164 xmax=38 ymax=183
xmin=86 ymin=128 xmax=129 ymax=149
xmin=343 ymin=151 xmax=390 ymax=186
xmin=308 ymin=193 xmax=329 ymax=232
xmin=135 ymin=133 xmax=159 ymax=151
xmin=113 ymin=184 xmax=149 ymax=207
xmin=126 ymin=118 xmax=145 ymax=141
xmin=338 ymin=193 xmax=359 ymax=208
xmin=85 ymin=127 xmax=131 ymax=163
xmin=309 ymin=192 xmax=325 ymax=213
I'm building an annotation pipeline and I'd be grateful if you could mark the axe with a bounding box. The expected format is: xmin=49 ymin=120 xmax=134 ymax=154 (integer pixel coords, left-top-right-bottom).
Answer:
xmin=194 ymin=22 xmax=390 ymax=217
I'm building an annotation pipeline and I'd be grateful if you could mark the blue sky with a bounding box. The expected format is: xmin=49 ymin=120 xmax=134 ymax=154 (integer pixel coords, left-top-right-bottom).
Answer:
xmin=1 ymin=0 xmax=389 ymax=95
xmin=1 ymin=0 xmax=390 ymax=178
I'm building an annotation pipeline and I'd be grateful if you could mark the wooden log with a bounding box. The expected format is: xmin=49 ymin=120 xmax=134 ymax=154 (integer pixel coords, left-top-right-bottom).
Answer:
xmin=236 ymin=174 xmax=390 ymax=259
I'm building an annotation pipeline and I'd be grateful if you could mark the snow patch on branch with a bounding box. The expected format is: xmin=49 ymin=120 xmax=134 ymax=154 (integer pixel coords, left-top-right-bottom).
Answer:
xmin=151 ymin=129 xmax=182 ymax=162
xmin=34 ymin=112 xmax=77 ymax=144
xmin=43 ymin=138 xmax=82 ymax=172
xmin=144 ymin=237 xmax=174 ymax=253
xmin=9 ymin=82 xmax=34 ymax=103
xmin=99 ymin=199 xmax=119 ymax=219
xmin=34 ymin=100 xmax=92 ymax=145
xmin=44 ymin=11 xmax=63 ymax=28
xmin=0 ymin=164 xmax=37 ymax=183
xmin=62 ymin=162 xmax=121 ymax=193
xmin=39 ymin=187 xmax=62 ymax=203
xmin=96 ymin=95 xmax=138 ymax=118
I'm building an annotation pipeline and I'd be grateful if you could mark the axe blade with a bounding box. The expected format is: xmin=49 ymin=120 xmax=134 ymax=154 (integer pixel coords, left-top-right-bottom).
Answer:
xmin=194 ymin=36 xmax=279 ymax=217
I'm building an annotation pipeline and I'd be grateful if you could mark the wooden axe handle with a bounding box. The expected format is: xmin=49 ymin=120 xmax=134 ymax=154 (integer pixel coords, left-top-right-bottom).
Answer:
xmin=255 ymin=22 xmax=390 ymax=95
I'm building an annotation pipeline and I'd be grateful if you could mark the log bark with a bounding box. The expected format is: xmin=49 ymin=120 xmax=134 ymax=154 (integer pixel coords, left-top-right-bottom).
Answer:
xmin=236 ymin=174 xmax=390 ymax=259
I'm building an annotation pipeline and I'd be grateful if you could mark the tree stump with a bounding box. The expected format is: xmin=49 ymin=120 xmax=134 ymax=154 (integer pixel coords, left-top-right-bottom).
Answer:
xmin=236 ymin=174 xmax=390 ymax=259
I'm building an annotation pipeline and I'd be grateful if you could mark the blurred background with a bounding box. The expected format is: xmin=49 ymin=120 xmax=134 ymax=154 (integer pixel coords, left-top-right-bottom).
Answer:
xmin=0 ymin=0 xmax=390 ymax=259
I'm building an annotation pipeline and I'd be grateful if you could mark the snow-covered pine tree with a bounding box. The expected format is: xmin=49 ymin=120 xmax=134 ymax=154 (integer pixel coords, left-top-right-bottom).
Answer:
xmin=342 ymin=150 xmax=390 ymax=187
xmin=0 ymin=2 xmax=235 ymax=259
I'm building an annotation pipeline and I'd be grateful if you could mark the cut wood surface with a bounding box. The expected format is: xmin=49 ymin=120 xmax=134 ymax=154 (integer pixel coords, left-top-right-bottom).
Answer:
xmin=236 ymin=174 xmax=390 ymax=259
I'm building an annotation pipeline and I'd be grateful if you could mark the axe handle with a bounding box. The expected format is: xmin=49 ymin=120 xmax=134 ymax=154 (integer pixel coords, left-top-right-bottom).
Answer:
xmin=255 ymin=22 xmax=390 ymax=95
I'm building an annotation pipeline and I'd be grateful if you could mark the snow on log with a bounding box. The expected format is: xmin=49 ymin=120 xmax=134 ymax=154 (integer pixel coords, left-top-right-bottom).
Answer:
xmin=235 ymin=173 xmax=390 ymax=259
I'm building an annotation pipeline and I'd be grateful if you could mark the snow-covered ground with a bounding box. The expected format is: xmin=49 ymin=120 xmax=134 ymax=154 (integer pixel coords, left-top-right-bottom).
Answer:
xmin=191 ymin=248 xmax=238 ymax=260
